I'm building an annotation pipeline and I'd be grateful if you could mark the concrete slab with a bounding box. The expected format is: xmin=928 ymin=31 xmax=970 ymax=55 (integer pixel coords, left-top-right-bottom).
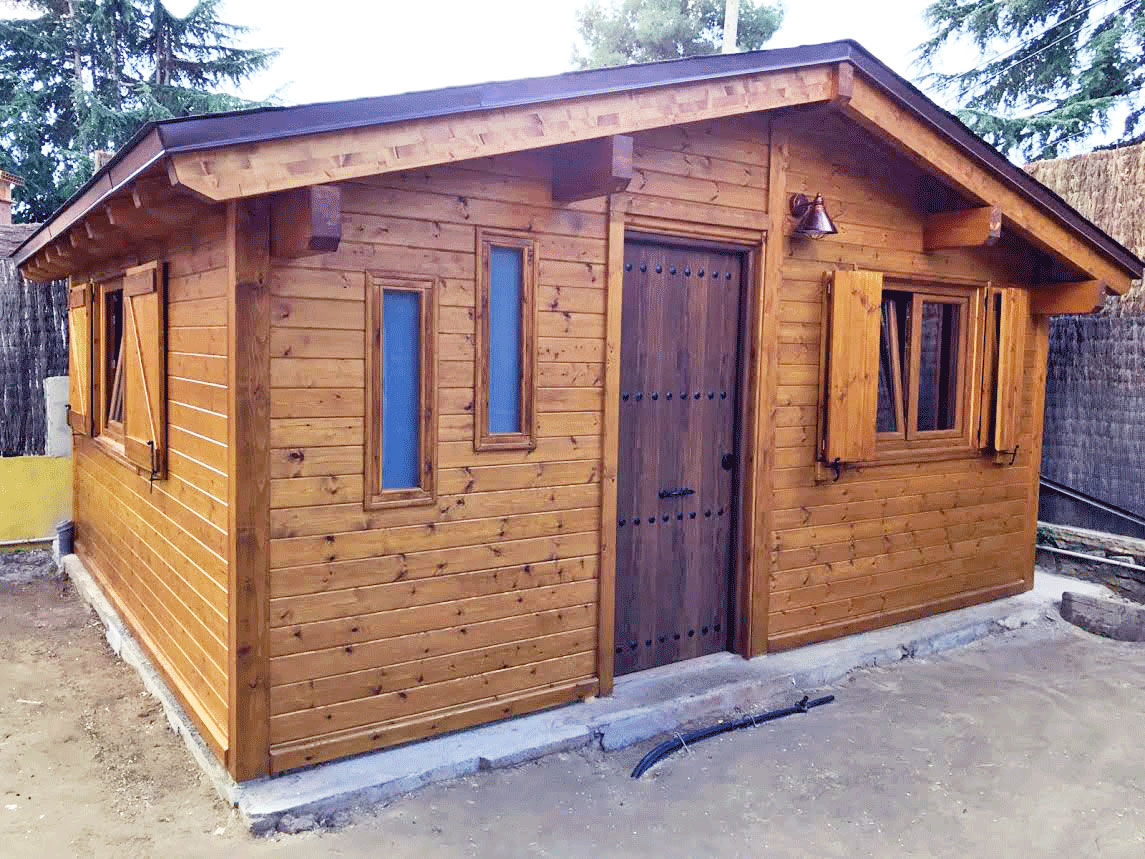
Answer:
xmin=58 ymin=549 xmax=1102 ymax=833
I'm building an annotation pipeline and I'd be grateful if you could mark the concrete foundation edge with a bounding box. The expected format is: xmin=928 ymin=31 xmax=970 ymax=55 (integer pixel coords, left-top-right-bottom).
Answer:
xmin=57 ymin=551 xmax=1087 ymax=834
xmin=58 ymin=554 xmax=240 ymax=807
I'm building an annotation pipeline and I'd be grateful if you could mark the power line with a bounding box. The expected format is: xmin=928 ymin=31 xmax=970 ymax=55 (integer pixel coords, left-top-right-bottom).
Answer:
xmin=961 ymin=0 xmax=1137 ymax=97
xmin=930 ymin=0 xmax=1126 ymax=96
xmin=956 ymin=0 xmax=1114 ymax=80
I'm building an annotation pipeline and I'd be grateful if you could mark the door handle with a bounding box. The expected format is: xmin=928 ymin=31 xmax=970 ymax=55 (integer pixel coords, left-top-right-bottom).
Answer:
xmin=721 ymin=453 xmax=735 ymax=471
xmin=658 ymin=487 xmax=695 ymax=499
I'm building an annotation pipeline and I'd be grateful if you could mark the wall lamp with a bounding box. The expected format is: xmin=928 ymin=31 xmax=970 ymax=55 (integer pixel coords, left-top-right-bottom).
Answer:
xmin=788 ymin=193 xmax=838 ymax=239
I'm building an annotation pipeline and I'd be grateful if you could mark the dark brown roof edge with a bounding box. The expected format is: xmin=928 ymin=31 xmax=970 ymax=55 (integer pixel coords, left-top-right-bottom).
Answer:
xmin=13 ymin=40 xmax=1143 ymax=277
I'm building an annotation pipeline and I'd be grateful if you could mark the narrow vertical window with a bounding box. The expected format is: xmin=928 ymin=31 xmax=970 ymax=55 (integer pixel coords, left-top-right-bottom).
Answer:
xmin=96 ymin=277 xmax=126 ymax=448
xmin=366 ymin=274 xmax=436 ymax=509
xmin=476 ymin=230 xmax=536 ymax=451
xmin=382 ymin=290 xmax=421 ymax=489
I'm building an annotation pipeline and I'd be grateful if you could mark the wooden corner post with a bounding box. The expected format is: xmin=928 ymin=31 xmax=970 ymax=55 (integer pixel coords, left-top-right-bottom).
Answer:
xmin=596 ymin=192 xmax=628 ymax=696
xmin=226 ymin=198 xmax=272 ymax=780
xmin=750 ymin=120 xmax=788 ymax=657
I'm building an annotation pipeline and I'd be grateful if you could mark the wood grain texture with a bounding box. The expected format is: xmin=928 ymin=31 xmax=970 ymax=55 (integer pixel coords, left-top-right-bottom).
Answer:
xmin=168 ymin=67 xmax=833 ymax=200
xmin=765 ymin=108 xmax=1041 ymax=648
xmin=1029 ymin=280 xmax=1105 ymax=316
xmin=261 ymin=118 xmax=770 ymax=768
xmin=227 ymin=198 xmax=272 ymax=780
xmin=923 ymin=206 xmax=1002 ymax=250
xmin=67 ymin=280 xmax=92 ymax=433
xmin=595 ymin=193 xmax=626 ymax=696
xmin=70 ymin=213 xmax=231 ymax=759
xmin=840 ymin=77 xmax=1133 ymax=292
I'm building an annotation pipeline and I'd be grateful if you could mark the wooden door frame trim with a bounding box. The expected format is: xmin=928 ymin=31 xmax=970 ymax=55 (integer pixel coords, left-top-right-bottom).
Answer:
xmin=595 ymin=198 xmax=767 ymax=695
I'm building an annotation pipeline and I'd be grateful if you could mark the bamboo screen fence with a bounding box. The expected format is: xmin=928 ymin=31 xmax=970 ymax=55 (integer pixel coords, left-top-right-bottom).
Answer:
xmin=1028 ymin=144 xmax=1145 ymax=536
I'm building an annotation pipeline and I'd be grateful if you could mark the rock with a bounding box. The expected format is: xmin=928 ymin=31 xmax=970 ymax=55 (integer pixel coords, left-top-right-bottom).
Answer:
xmin=1060 ymin=592 xmax=1145 ymax=642
xmin=277 ymin=813 xmax=319 ymax=834
xmin=1110 ymin=555 xmax=1138 ymax=566
xmin=321 ymin=810 xmax=352 ymax=829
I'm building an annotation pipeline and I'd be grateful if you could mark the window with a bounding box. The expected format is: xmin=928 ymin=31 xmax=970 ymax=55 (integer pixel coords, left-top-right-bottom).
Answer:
xmin=822 ymin=269 xmax=1031 ymax=473
xmin=365 ymin=274 xmax=437 ymax=509
xmin=820 ymin=269 xmax=1025 ymax=473
xmin=86 ymin=262 xmax=167 ymax=476
xmin=97 ymin=278 xmax=126 ymax=447
xmin=475 ymin=230 xmax=536 ymax=451
xmin=876 ymin=286 xmax=970 ymax=449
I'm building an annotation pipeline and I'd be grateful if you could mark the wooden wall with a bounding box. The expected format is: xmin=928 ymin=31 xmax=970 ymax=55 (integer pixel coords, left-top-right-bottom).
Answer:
xmin=263 ymin=115 xmax=769 ymax=771
xmin=65 ymin=105 xmax=1056 ymax=776
xmin=73 ymin=211 xmax=231 ymax=756
xmin=764 ymin=109 xmax=1042 ymax=650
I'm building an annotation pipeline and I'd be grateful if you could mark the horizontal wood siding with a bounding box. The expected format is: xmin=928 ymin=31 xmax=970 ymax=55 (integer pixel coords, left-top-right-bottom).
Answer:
xmin=266 ymin=116 xmax=769 ymax=771
xmin=765 ymin=110 xmax=1039 ymax=650
xmin=73 ymin=212 xmax=230 ymax=755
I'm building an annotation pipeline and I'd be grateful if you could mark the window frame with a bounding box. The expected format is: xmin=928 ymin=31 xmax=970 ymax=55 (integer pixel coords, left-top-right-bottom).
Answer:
xmin=95 ymin=275 xmax=127 ymax=453
xmin=364 ymin=272 xmax=438 ymax=511
xmin=866 ymin=278 xmax=985 ymax=464
xmin=474 ymin=229 xmax=538 ymax=452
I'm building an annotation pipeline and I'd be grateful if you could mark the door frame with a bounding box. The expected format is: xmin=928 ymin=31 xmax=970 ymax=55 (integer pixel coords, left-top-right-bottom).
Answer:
xmin=596 ymin=194 xmax=768 ymax=694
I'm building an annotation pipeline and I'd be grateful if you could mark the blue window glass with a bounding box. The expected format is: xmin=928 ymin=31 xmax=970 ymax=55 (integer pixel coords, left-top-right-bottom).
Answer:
xmin=488 ymin=246 xmax=524 ymax=434
xmin=382 ymin=290 xmax=421 ymax=489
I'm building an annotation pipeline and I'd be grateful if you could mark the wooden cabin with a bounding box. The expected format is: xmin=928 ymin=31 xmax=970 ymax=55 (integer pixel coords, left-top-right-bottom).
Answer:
xmin=14 ymin=41 xmax=1141 ymax=782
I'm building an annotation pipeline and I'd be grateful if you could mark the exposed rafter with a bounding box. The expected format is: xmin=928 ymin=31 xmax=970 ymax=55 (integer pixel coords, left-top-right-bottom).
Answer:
xmin=1030 ymin=280 xmax=1106 ymax=315
xmin=269 ymin=184 xmax=343 ymax=258
xmin=551 ymin=136 xmax=634 ymax=203
xmin=923 ymin=206 xmax=1002 ymax=251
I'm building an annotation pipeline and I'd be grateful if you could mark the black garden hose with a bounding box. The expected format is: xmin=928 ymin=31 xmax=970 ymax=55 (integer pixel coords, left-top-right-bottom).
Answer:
xmin=630 ymin=694 xmax=836 ymax=778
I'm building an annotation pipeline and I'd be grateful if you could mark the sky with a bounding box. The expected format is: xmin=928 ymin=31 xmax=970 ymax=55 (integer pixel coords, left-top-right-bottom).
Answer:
xmin=217 ymin=0 xmax=960 ymax=107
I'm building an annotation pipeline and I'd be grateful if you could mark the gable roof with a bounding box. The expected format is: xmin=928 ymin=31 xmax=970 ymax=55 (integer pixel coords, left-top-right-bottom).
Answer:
xmin=13 ymin=39 xmax=1143 ymax=281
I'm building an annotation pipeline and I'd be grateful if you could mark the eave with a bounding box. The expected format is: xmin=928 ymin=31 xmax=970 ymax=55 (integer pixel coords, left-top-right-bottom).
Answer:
xmin=14 ymin=40 xmax=1142 ymax=290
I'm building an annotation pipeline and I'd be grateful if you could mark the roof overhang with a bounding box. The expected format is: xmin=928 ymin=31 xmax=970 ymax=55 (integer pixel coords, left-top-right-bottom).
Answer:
xmin=14 ymin=40 xmax=1142 ymax=288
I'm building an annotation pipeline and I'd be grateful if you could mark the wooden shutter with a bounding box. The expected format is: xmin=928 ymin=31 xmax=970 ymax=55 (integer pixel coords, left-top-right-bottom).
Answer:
xmin=823 ymin=270 xmax=883 ymax=464
xmin=121 ymin=262 xmax=167 ymax=476
xmin=67 ymin=282 xmax=92 ymax=434
xmin=992 ymin=286 xmax=1029 ymax=456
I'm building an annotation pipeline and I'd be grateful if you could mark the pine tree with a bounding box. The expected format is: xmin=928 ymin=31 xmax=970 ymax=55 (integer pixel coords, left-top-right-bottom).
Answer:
xmin=0 ymin=0 xmax=275 ymax=220
xmin=917 ymin=0 xmax=1145 ymax=161
xmin=574 ymin=0 xmax=783 ymax=69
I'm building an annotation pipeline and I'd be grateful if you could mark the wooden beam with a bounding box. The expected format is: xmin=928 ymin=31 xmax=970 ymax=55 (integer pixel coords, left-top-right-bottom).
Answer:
xmin=831 ymin=61 xmax=854 ymax=106
xmin=1030 ymin=280 xmax=1106 ymax=315
xmin=226 ymin=197 xmax=272 ymax=780
xmin=105 ymin=198 xmax=165 ymax=231
xmin=551 ymin=135 xmax=634 ymax=202
xmin=167 ymin=65 xmax=837 ymax=200
xmin=923 ymin=206 xmax=1002 ymax=251
xmin=269 ymin=184 xmax=343 ymax=258
xmin=749 ymin=120 xmax=789 ymax=658
xmin=839 ymin=77 xmax=1134 ymax=293
xmin=595 ymin=193 xmax=628 ymax=697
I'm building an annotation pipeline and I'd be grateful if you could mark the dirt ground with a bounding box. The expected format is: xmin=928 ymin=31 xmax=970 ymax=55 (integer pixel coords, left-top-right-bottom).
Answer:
xmin=2 ymin=553 xmax=1144 ymax=857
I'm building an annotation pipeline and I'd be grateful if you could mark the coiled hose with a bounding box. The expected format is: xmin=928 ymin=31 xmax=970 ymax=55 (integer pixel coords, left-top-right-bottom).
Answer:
xmin=630 ymin=694 xmax=836 ymax=778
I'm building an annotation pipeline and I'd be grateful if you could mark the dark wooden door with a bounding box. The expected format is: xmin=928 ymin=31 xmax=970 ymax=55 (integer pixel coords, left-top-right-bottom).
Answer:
xmin=613 ymin=239 xmax=744 ymax=676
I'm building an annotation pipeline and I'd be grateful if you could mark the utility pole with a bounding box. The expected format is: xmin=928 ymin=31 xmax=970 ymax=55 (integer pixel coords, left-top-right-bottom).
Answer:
xmin=722 ymin=0 xmax=740 ymax=54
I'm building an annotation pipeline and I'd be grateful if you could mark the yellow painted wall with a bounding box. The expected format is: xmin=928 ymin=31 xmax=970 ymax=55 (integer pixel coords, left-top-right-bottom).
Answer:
xmin=0 ymin=456 xmax=72 ymax=543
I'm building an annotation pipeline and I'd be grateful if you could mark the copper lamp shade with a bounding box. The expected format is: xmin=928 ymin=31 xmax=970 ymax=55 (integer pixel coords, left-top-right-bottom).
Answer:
xmin=789 ymin=193 xmax=838 ymax=239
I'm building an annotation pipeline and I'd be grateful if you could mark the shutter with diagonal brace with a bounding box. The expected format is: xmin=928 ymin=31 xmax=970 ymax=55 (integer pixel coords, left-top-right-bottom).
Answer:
xmin=983 ymin=285 xmax=1028 ymax=459
xmin=121 ymin=261 xmax=167 ymax=477
xmin=67 ymin=282 xmax=92 ymax=435
xmin=822 ymin=269 xmax=883 ymax=464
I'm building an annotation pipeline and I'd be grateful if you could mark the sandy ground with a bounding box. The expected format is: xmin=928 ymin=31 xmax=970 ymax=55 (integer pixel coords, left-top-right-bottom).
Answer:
xmin=2 ymin=553 xmax=1144 ymax=857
